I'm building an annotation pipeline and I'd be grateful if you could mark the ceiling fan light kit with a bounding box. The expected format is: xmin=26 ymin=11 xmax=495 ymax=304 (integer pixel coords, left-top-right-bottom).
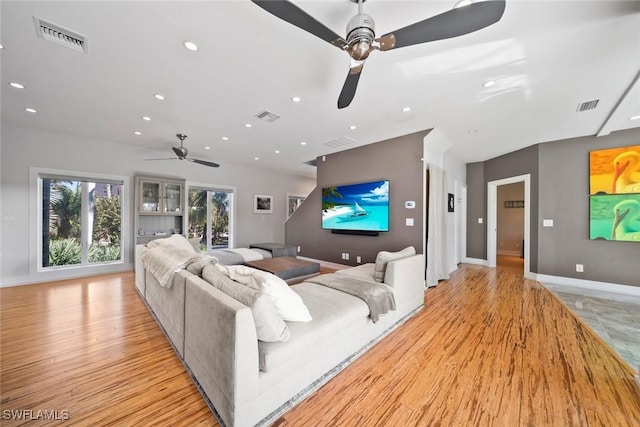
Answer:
xmin=252 ymin=0 xmax=506 ymax=109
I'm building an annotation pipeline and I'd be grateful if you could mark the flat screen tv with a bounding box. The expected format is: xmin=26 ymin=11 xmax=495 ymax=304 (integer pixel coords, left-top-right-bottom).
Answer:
xmin=322 ymin=179 xmax=389 ymax=232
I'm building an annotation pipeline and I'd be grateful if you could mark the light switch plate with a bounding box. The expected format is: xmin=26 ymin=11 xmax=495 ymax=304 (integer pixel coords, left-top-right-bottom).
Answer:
xmin=406 ymin=218 xmax=414 ymax=226
xmin=543 ymin=219 xmax=554 ymax=227
xmin=405 ymin=201 xmax=416 ymax=209
xmin=478 ymin=218 xmax=483 ymax=224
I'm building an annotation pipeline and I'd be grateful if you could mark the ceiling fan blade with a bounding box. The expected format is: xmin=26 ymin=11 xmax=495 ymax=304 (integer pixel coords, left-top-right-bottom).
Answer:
xmin=188 ymin=158 xmax=220 ymax=168
xmin=144 ymin=157 xmax=178 ymax=161
xmin=377 ymin=0 xmax=506 ymax=51
xmin=252 ymin=0 xmax=347 ymax=49
xmin=338 ymin=61 xmax=365 ymax=109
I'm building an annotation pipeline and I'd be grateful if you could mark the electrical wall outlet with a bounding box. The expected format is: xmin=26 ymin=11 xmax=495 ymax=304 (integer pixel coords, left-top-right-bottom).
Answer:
xmin=297 ymin=246 xmax=301 ymax=253
xmin=356 ymin=256 xmax=361 ymax=263
xmin=344 ymin=253 xmax=349 ymax=260
xmin=576 ymin=264 xmax=584 ymax=272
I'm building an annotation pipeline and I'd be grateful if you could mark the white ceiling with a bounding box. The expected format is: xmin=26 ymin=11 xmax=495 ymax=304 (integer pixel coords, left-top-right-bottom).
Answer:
xmin=2 ymin=1 xmax=639 ymax=178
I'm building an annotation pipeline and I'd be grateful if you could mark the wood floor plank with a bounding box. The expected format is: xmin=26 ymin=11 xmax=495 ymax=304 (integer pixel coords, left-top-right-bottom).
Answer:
xmin=2 ymin=265 xmax=639 ymax=426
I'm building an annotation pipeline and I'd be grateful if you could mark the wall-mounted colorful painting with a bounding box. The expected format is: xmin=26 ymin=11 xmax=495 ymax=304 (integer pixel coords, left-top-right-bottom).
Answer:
xmin=590 ymin=194 xmax=640 ymax=242
xmin=589 ymin=145 xmax=640 ymax=195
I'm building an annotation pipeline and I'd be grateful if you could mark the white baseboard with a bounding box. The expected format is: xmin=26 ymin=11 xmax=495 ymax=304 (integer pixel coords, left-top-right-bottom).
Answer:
xmin=497 ymin=250 xmax=521 ymax=256
xmin=535 ymin=273 xmax=640 ymax=297
xmin=463 ymin=257 xmax=488 ymax=266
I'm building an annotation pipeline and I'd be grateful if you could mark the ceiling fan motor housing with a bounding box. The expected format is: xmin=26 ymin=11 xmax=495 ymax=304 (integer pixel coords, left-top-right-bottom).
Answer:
xmin=346 ymin=13 xmax=375 ymax=60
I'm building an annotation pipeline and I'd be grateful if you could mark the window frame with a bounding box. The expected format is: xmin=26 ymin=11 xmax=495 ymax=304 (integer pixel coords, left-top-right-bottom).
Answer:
xmin=187 ymin=182 xmax=236 ymax=252
xmin=31 ymin=167 xmax=128 ymax=275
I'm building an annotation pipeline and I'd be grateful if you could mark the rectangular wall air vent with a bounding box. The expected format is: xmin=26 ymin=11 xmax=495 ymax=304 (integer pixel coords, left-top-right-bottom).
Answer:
xmin=577 ymin=99 xmax=599 ymax=112
xmin=255 ymin=110 xmax=281 ymax=123
xmin=33 ymin=16 xmax=88 ymax=53
xmin=323 ymin=136 xmax=356 ymax=148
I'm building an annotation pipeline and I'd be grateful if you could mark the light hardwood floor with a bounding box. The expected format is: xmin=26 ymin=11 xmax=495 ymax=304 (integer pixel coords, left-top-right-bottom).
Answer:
xmin=1 ymin=265 xmax=639 ymax=426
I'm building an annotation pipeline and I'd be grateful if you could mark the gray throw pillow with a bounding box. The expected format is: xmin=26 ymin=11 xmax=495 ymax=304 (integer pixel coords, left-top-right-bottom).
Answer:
xmin=373 ymin=246 xmax=416 ymax=282
xmin=202 ymin=266 xmax=290 ymax=342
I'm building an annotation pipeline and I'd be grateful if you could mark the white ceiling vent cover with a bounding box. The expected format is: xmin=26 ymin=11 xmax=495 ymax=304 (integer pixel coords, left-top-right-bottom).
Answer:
xmin=255 ymin=110 xmax=280 ymax=123
xmin=324 ymin=137 xmax=356 ymax=148
xmin=576 ymin=99 xmax=599 ymax=112
xmin=33 ymin=17 xmax=88 ymax=53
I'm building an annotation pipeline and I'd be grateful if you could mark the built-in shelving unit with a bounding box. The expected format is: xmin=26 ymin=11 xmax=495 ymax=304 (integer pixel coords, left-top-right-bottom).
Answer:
xmin=134 ymin=174 xmax=186 ymax=245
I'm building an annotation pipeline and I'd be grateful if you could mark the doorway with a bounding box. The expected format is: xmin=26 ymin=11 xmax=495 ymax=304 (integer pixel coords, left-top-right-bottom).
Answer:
xmin=487 ymin=174 xmax=531 ymax=278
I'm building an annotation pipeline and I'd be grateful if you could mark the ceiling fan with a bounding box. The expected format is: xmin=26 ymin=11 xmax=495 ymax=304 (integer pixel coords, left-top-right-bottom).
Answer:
xmin=145 ymin=134 xmax=220 ymax=168
xmin=252 ymin=0 xmax=506 ymax=109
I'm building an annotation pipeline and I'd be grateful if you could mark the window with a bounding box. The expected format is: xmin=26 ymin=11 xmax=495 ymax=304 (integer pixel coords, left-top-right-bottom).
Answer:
xmin=40 ymin=174 xmax=123 ymax=269
xmin=188 ymin=187 xmax=233 ymax=252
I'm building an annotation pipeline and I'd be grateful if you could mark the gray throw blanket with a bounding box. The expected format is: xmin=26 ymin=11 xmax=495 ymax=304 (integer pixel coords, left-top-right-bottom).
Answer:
xmin=305 ymin=273 xmax=395 ymax=322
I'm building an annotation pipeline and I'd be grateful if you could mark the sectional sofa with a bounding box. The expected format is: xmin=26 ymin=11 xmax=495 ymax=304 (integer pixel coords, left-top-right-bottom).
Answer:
xmin=135 ymin=236 xmax=425 ymax=426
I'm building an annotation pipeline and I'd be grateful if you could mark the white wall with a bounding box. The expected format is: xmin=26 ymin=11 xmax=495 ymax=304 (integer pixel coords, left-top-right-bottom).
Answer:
xmin=423 ymin=129 xmax=467 ymax=275
xmin=0 ymin=124 xmax=315 ymax=286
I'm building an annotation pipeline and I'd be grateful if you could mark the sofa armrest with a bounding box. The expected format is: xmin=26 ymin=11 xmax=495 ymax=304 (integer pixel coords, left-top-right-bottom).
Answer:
xmin=384 ymin=254 xmax=425 ymax=315
xmin=135 ymin=244 xmax=148 ymax=296
xmin=184 ymin=275 xmax=259 ymax=427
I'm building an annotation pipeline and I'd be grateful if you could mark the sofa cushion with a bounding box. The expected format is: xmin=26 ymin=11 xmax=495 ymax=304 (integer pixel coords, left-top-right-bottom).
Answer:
xmin=185 ymin=256 xmax=217 ymax=276
xmin=335 ymin=263 xmax=376 ymax=282
xmin=257 ymin=281 xmax=369 ymax=372
xmin=147 ymin=233 xmax=197 ymax=254
xmin=213 ymin=264 xmax=312 ymax=322
xmin=373 ymin=246 xmax=416 ymax=282
xmin=202 ymin=265 xmax=290 ymax=342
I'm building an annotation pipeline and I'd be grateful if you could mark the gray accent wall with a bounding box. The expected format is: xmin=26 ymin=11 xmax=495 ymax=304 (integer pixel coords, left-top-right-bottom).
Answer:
xmin=286 ymin=131 xmax=427 ymax=265
xmin=466 ymin=144 xmax=539 ymax=270
xmin=538 ymin=128 xmax=639 ymax=286
xmin=466 ymin=127 xmax=640 ymax=287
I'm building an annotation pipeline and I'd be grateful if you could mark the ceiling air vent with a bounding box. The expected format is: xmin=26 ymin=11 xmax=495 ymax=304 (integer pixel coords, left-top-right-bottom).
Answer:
xmin=33 ymin=16 xmax=87 ymax=53
xmin=576 ymin=99 xmax=599 ymax=112
xmin=323 ymin=136 xmax=356 ymax=148
xmin=255 ymin=110 xmax=281 ymax=123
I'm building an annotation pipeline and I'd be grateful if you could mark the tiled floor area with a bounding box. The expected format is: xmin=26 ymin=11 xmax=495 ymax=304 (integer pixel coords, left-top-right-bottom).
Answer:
xmin=495 ymin=255 xmax=640 ymax=374
xmin=542 ymin=282 xmax=640 ymax=373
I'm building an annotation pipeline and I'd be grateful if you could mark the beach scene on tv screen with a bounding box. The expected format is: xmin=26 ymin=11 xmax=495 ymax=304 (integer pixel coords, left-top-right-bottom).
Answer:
xmin=322 ymin=180 xmax=389 ymax=231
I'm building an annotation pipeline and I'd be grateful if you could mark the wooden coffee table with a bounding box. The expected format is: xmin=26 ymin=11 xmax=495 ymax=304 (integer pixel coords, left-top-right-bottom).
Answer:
xmin=245 ymin=256 xmax=320 ymax=281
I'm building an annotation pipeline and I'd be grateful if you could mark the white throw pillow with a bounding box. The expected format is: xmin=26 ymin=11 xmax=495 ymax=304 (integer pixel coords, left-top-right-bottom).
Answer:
xmin=374 ymin=246 xmax=416 ymax=282
xmin=224 ymin=265 xmax=312 ymax=322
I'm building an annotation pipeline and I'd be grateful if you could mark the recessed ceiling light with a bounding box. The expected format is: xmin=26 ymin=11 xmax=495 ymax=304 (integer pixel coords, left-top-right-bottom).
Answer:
xmin=133 ymin=131 xmax=142 ymax=135
xmin=25 ymin=107 xmax=37 ymax=113
xmin=254 ymin=157 xmax=260 ymax=160
xmin=482 ymin=80 xmax=496 ymax=87
xmin=300 ymin=141 xmax=307 ymax=146
xmin=349 ymin=125 xmax=357 ymax=130
xmin=153 ymin=94 xmax=165 ymax=100
xmin=275 ymin=150 xmax=280 ymax=154
xmin=245 ymin=123 xmax=252 ymax=128
xmin=629 ymin=115 xmax=640 ymax=121
xmin=142 ymin=116 xmax=151 ymax=121
xmin=468 ymin=130 xmax=478 ymax=134
xmin=183 ymin=41 xmax=198 ymax=52
xmin=0 ymin=44 xmax=4 ymax=49
xmin=204 ymin=146 xmax=211 ymax=150
xmin=9 ymin=82 xmax=25 ymax=89
xmin=291 ymin=96 xmax=301 ymax=103
xmin=454 ymin=0 xmax=473 ymax=9
xmin=221 ymin=136 xmax=229 ymax=141
xmin=402 ymin=106 xmax=411 ymax=112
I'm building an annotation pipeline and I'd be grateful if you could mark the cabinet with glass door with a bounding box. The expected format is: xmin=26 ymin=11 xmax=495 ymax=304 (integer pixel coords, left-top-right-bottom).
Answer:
xmin=135 ymin=175 xmax=186 ymax=244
